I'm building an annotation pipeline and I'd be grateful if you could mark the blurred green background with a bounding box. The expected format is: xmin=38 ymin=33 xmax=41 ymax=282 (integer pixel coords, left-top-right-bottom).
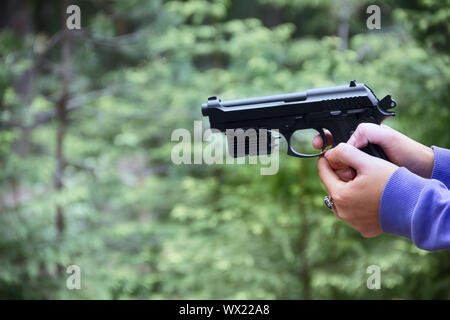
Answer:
xmin=0 ymin=0 xmax=449 ymax=299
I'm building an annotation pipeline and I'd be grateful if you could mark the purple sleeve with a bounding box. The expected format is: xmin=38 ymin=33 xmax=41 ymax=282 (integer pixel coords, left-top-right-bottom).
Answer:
xmin=379 ymin=167 xmax=450 ymax=251
xmin=431 ymin=146 xmax=450 ymax=188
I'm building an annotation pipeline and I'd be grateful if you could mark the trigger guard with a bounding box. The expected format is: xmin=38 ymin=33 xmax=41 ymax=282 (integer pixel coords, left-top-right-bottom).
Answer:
xmin=286 ymin=128 xmax=327 ymax=158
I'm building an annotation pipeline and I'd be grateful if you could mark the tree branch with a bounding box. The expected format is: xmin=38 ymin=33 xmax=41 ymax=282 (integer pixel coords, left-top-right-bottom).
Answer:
xmin=1 ymin=85 xmax=124 ymax=130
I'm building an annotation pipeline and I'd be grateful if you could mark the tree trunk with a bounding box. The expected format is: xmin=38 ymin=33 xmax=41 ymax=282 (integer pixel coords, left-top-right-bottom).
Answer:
xmin=338 ymin=17 xmax=349 ymax=51
xmin=54 ymin=0 xmax=72 ymax=275
xmin=336 ymin=0 xmax=354 ymax=52
xmin=298 ymin=162 xmax=312 ymax=299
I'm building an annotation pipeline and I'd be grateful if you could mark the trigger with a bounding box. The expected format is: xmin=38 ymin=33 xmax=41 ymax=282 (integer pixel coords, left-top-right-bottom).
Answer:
xmin=318 ymin=128 xmax=327 ymax=152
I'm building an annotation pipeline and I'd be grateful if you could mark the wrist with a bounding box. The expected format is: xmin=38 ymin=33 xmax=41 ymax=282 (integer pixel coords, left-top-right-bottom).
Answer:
xmin=379 ymin=167 xmax=427 ymax=239
xmin=419 ymin=146 xmax=434 ymax=179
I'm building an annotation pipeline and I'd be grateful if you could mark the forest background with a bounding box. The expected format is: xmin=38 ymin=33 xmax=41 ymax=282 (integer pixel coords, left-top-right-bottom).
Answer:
xmin=0 ymin=0 xmax=449 ymax=299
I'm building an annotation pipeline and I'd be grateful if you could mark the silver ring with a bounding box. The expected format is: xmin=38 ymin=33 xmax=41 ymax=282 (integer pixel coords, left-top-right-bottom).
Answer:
xmin=324 ymin=195 xmax=335 ymax=210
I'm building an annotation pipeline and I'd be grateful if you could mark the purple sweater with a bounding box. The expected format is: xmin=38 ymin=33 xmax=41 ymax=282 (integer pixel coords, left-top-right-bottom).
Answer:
xmin=379 ymin=146 xmax=450 ymax=251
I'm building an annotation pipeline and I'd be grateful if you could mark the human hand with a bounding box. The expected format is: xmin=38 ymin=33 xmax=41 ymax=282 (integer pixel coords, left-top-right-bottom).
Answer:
xmin=313 ymin=123 xmax=434 ymax=179
xmin=318 ymin=143 xmax=398 ymax=237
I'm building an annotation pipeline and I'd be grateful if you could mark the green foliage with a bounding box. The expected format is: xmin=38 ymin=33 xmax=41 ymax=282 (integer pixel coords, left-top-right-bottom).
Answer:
xmin=0 ymin=0 xmax=449 ymax=299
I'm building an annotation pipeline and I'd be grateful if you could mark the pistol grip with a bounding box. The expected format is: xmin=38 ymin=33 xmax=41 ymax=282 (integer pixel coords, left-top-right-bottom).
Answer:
xmin=361 ymin=143 xmax=389 ymax=161
xmin=328 ymin=122 xmax=390 ymax=162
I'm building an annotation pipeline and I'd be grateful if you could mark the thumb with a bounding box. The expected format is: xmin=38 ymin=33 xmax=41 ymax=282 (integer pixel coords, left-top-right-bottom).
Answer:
xmin=325 ymin=143 xmax=372 ymax=173
xmin=347 ymin=123 xmax=393 ymax=149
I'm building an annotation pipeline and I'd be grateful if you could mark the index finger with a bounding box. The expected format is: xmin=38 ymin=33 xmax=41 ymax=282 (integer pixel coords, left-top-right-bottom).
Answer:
xmin=318 ymin=157 xmax=345 ymax=196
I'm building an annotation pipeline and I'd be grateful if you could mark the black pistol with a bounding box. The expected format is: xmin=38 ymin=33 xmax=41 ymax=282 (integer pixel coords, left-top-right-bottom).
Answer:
xmin=201 ymin=81 xmax=396 ymax=160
